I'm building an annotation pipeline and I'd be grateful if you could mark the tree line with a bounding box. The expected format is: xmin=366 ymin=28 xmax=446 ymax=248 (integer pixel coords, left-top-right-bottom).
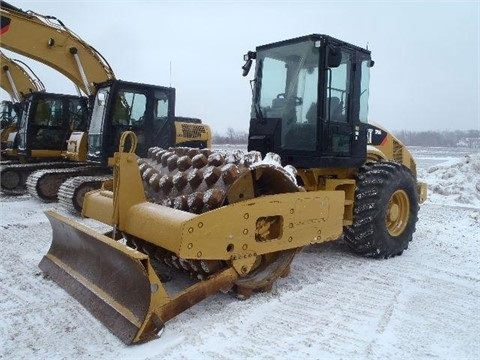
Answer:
xmin=393 ymin=130 xmax=480 ymax=147
xmin=213 ymin=127 xmax=480 ymax=148
xmin=212 ymin=127 xmax=248 ymax=144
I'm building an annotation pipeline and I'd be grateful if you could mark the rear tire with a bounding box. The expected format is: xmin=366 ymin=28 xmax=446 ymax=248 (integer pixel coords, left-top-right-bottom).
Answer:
xmin=344 ymin=161 xmax=419 ymax=258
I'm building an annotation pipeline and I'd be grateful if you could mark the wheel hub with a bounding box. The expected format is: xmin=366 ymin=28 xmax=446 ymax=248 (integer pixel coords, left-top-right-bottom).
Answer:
xmin=388 ymin=203 xmax=400 ymax=222
xmin=386 ymin=189 xmax=410 ymax=237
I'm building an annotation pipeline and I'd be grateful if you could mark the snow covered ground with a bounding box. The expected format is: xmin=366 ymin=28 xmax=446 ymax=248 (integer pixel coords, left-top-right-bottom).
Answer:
xmin=0 ymin=146 xmax=479 ymax=360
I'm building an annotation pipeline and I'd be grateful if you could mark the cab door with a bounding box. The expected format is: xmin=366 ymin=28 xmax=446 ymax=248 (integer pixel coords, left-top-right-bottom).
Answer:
xmin=321 ymin=47 xmax=367 ymax=167
xmin=325 ymin=48 xmax=354 ymax=156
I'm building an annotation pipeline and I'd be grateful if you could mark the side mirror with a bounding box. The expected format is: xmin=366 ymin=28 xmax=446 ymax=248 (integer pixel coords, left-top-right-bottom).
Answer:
xmin=327 ymin=46 xmax=342 ymax=68
xmin=242 ymin=51 xmax=256 ymax=77
xmin=97 ymin=92 xmax=106 ymax=106
xmin=242 ymin=59 xmax=252 ymax=77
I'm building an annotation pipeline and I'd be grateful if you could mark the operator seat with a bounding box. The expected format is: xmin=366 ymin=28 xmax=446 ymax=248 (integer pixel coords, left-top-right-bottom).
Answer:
xmin=269 ymin=96 xmax=286 ymax=119
xmin=327 ymin=96 xmax=344 ymax=122
xmin=34 ymin=101 xmax=51 ymax=125
xmin=306 ymin=102 xmax=317 ymax=123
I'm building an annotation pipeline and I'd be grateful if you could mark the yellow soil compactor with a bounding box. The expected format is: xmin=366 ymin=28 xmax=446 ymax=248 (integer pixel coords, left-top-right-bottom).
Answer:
xmin=39 ymin=34 xmax=427 ymax=344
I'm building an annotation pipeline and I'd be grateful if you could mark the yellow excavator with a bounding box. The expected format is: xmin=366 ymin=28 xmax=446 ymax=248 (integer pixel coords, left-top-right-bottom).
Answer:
xmin=39 ymin=34 xmax=427 ymax=344
xmin=0 ymin=50 xmax=46 ymax=153
xmin=0 ymin=1 xmax=211 ymax=204
xmin=0 ymin=1 xmax=93 ymax=189
xmin=0 ymin=53 xmax=88 ymax=178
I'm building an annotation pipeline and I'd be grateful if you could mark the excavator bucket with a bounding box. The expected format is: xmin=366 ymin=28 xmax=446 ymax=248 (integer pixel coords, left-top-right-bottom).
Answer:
xmin=38 ymin=210 xmax=164 ymax=344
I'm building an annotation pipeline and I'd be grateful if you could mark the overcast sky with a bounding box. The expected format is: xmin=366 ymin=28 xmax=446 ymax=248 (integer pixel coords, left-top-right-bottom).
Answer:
xmin=1 ymin=0 xmax=479 ymax=134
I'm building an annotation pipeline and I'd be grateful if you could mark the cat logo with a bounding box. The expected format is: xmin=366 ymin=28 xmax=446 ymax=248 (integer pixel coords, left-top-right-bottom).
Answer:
xmin=1 ymin=16 xmax=11 ymax=35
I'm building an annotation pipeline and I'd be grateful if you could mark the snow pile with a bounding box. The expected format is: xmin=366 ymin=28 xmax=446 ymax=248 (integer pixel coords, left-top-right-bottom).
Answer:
xmin=420 ymin=152 xmax=480 ymax=207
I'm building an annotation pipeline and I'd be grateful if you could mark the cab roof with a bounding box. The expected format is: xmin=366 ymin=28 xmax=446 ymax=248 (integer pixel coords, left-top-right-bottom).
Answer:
xmin=256 ymin=34 xmax=371 ymax=56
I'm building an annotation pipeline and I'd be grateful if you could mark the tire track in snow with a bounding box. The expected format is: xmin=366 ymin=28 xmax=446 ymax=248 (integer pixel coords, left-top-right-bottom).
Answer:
xmin=158 ymin=201 xmax=479 ymax=359
xmin=1 ymin=178 xmax=479 ymax=359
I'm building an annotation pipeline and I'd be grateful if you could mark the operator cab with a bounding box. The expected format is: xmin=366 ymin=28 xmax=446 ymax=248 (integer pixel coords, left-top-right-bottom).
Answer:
xmin=14 ymin=92 xmax=89 ymax=157
xmin=87 ymin=80 xmax=176 ymax=165
xmin=0 ymin=100 xmax=20 ymax=128
xmin=245 ymin=34 xmax=374 ymax=168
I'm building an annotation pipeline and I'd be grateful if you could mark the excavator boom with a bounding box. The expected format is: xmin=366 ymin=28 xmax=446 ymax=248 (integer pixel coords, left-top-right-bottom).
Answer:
xmin=1 ymin=50 xmax=45 ymax=101
xmin=0 ymin=1 xmax=115 ymax=96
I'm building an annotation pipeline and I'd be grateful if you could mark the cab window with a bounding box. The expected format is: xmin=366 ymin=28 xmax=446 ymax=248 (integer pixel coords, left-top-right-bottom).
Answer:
xmin=326 ymin=50 xmax=351 ymax=123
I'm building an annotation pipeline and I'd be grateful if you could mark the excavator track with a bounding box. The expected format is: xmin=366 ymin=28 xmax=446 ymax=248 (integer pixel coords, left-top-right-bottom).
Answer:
xmin=26 ymin=166 xmax=109 ymax=202
xmin=127 ymin=146 xmax=300 ymax=296
xmin=0 ymin=161 xmax=88 ymax=195
xmin=0 ymin=159 xmax=19 ymax=166
xmin=58 ymin=174 xmax=113 ymax=213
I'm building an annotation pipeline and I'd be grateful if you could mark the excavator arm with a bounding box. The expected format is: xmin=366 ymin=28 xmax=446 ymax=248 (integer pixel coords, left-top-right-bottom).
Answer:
xmin=0 ymin=1 xmax=115 ymax=96
xmin=1 ymin=50 xmax=45 ymax=102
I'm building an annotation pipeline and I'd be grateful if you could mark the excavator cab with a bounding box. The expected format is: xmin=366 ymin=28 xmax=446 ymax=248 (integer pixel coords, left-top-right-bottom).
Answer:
xmin=246 ymin=34 xmax=374 ymax=169
xmin=0 ymin=100 xmax=21 ymax=151
xmin=87 ymin=79 xmax=211 ymax=166
xmin=0 ymin=100 xmax=20 ymax=127
xmin=87 ymin=80 xmax=177 ymax=165
xmin=11 ymin=92 xmax=89 ymax=159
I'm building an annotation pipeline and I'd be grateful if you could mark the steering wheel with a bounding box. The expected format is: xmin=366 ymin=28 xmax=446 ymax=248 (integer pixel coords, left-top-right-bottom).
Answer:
xmin=276 ymin=93 xmax=303 ymax=106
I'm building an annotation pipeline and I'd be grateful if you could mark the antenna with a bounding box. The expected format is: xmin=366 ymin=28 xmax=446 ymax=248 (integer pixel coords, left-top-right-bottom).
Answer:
xmin=366 ymin=42 xmax=369 ymax=50
xmin=169 ymin=61 xmax=172 ymax=87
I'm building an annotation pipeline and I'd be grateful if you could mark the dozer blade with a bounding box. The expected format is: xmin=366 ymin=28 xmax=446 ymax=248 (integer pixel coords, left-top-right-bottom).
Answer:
xmin=39 ymin=210 xmax=164 ymax=344
xmin=39 ymin=210 xmax=241 ymax=344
